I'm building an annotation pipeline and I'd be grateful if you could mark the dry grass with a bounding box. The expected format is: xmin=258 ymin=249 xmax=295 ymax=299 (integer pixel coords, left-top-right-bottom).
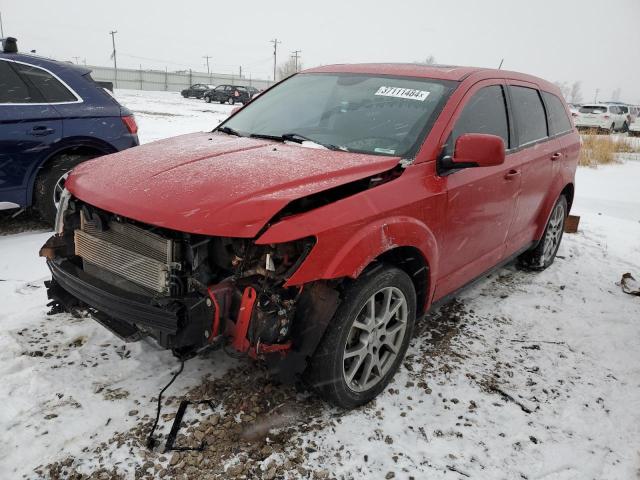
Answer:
xmin=579 ymin=135 xmax=640 ymax=166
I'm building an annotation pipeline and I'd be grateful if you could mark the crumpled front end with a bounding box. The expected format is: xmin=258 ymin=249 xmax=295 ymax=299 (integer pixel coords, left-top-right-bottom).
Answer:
xmin=40 ymin=192 xmax=339 ymax=375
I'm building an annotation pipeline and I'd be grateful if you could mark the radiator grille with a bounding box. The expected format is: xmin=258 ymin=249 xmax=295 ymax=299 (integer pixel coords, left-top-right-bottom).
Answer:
xmin=74 ymin=213 xmax=176 ymax=294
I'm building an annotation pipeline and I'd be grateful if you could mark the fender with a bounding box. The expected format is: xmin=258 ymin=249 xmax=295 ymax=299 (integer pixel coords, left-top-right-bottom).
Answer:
xmin=533 ymin=177 xmax=573 ymax=242
xmin=262 ymin=215 xmax=439 ymax=309
xmin=24 ymin=137 xmax=116 ymax=207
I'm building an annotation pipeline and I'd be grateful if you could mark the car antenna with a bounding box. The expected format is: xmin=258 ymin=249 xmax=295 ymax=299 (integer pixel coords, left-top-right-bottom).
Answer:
xmin=498 ymin=58 xmax=504 ymax=70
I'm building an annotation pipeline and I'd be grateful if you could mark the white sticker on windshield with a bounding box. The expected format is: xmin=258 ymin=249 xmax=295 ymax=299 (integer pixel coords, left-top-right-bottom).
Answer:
xmin=375 ymin=86 xmax=430 ymax=101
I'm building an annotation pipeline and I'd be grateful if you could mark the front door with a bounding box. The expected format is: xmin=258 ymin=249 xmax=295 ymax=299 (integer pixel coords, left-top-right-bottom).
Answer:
xmin=434 ymin=81 xmax=521 ymax=300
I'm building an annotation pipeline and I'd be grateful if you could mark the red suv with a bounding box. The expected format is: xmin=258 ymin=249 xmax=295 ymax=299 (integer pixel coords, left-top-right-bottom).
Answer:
xmin=41 ymin=64 xmax=579 ymax=408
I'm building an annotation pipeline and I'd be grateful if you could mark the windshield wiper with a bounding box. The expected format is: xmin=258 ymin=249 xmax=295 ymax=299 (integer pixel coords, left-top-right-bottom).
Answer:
xmin=282 ymin=132 xmax=346 ymax=151
xmin=249 ymin=132 xmax=347 ymax=151
xmin=217 ymin=125 xmax=242 ymax=137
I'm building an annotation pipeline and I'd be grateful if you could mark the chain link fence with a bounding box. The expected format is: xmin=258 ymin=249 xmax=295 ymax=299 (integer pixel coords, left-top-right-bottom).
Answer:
xmin=87 ymin=65 xmax=272 ymax=92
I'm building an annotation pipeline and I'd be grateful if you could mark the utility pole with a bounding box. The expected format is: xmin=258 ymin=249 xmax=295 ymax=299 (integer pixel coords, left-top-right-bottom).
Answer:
xmin=594 ymin=88 xmax=600 ymax=103
xmin=73 ymin=56 xmax=80 ymax=64
xmin=270 ymin=38 xmax=281 ymax=82
xmin=202 ymin=55 xmax=211 ymax=74
xmin=239 ymin=65 xmax=242 ymax=78
xmin=109 ymin=30 xmax=118 ymax=88
xmin=0 ymin=11 xmax=5 ymax=38
xmin=291 ymin=50 xmax=301 ymax=72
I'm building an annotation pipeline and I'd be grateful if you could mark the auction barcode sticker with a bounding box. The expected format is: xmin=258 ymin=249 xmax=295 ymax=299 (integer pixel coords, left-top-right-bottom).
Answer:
xmin=375 ymin=86 xmax=430 ymax=101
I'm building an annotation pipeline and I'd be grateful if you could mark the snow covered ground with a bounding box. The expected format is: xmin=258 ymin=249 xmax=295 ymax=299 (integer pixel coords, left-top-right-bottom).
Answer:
xmin=1 ymin=89 xmax=639 ymax=479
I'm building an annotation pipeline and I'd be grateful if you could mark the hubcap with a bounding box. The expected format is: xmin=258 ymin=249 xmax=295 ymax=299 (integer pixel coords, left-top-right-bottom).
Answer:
xmin=53 ymin=172 xmax=70 ymax=210
xmin=342 ymin=286 xmax=408 ymax=393
xmin=542 ymin=202 xmax=565 ymax=263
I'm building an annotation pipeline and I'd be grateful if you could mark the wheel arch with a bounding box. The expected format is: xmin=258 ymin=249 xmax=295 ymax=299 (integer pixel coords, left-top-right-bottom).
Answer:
xmin=26 ymin=140 xmax=115 ymax=206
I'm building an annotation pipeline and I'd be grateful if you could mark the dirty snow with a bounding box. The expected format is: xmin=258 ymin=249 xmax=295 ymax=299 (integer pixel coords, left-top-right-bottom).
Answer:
xmin=0 ymin=89 xmax=639 ymax=479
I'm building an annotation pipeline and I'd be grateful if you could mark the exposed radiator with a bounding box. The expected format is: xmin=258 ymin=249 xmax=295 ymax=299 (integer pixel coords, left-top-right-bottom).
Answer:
xmin=74 ymin=213 xmax=177 ymax=294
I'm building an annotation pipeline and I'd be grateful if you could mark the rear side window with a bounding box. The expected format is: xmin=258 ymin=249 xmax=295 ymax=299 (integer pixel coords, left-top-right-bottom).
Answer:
xmin=510 ymin=86 xmax=548 ymax=146
xmin=451 ymin=85 xmax=510 ymax=150
xmin=542 ymin=92 xmax=572 ymax=135
xmin=579 ymin=105 xmax=607 ymax=114
xmin=0 ymin=60 xmax=44 ymax=103
xmin=13 ymin=62 xmax=78 ymax=103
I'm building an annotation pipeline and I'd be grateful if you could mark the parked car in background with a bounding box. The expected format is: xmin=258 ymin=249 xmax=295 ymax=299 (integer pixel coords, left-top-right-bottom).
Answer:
xmin=43 ymin=63 xmax=579 ymax=408
xmin=203 ymin=84 xmax=252 ymax=104
xmin=0 ymin=37 xmax=139 ymax=224
xmin=245 ymin=85 xmax=260 ymax=99
xmin=628 ymin=114 xmax=640 ymax=137
xmin=181 ymin=84 xmax=215 ymax=99
xmin=573 ymin=104 xmax=627 ymax=133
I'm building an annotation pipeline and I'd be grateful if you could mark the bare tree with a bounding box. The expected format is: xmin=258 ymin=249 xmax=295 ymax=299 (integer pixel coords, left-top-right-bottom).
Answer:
xmin=569 ymin=81 xmax=583 ymax=104
xmin=611 ymin=87 xmax=622 ymax=101
xmin=277 ymin=57 xmax=303 ymax=81
xmin=554 ymin=81 xmax=571 ymax=100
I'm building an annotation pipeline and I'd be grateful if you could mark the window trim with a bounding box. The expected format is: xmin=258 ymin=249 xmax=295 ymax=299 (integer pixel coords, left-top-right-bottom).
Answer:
xmin=0 ymin=58 xmax=83 ymax=106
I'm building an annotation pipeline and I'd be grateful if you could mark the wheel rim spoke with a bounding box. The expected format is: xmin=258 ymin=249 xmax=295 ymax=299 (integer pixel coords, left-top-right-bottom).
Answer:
xmin=343 ymin=286 xmax=408 ymax=392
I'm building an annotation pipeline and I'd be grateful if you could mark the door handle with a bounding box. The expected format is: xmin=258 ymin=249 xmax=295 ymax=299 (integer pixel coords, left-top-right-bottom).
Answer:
xmin=504 ymin=169 xmax=521 ymax=180
xmin=550 ymin=152 xmax=563 ymax=161
xmin=28 ymin=126 xmax=55 ymax=136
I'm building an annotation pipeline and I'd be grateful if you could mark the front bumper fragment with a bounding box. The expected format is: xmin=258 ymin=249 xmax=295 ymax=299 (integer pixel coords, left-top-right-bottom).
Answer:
xmin=46 ymin=259 xmax=214 ymax=349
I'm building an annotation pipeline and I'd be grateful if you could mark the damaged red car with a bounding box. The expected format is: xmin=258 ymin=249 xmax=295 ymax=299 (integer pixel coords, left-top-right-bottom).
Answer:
xmin=41 ymin=64 xmax=579 ymax=408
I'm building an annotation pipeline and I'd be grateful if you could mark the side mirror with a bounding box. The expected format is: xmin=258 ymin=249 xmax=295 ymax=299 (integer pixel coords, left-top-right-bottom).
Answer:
xmin=443 ymin=133 xmax=505 ymax=170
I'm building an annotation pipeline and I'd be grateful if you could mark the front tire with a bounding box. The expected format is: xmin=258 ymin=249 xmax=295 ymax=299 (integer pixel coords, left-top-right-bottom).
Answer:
xmin=33 ymin=154 xmax=94 ymax=225
xmin=305 ymin=266 xmax=416 ymax=408
xmin=204 ymin=95 xmax=211 ymax=103
xmin=519 ymin=195 xmax=568 ymax=271
xmin=228 ymin=97 xmax=235 ymax=105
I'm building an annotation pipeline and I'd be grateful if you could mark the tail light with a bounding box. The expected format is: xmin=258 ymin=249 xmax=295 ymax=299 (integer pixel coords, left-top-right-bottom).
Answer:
xmin=571 ymin=112 xmax=578 ymax=117
xmin=121 ymin=115 xmax=138 ymax=135
xmin=603 ymin=115 xmax=610 ymax=119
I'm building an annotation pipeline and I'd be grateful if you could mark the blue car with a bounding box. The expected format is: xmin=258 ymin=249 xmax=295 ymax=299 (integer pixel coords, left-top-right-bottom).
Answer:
xmin=0 ymin=37 xmax=139 ymax=223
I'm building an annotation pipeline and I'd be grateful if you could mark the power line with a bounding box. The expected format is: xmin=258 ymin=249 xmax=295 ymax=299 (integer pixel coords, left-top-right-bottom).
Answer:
xmin=109 ymin=30 xmax=118 ymax=87
xmin=270 ymin=38 xmax=281 ymax=82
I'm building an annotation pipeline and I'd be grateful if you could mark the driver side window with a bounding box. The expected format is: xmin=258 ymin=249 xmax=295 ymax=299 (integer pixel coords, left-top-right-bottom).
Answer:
xmin=445 ymin=85 xmax=510 ymax=156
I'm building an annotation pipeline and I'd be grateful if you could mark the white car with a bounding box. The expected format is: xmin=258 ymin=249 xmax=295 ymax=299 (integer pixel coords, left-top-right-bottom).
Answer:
xmin=629 ymin=115 xmax=640 ymax=137
xmin=573 ymin=104 xmax=627 ymax=133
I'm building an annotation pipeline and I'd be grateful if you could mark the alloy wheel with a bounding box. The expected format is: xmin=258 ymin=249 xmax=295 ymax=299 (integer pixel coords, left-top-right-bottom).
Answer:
xmin=542 ymin=202 xmax=565 ymax=263
xmin=342 ymin=286 xmax=408 ymax=393
xmin=53 ymin=172 xmax=70 ymax=211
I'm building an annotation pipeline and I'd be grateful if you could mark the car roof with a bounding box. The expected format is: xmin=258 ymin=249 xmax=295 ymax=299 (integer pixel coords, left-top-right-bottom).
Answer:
xmin=0 ymin=52 xmax=92 ymax=76
xmin=303 ymin=63 xmax=559 ymax=92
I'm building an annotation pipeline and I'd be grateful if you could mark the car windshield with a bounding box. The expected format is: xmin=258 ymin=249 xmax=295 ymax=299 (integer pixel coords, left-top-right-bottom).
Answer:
xmin=579 ymin=105 xmax=607 ymax=114
xmin=220 ymin=73 xmax=457 ymax=157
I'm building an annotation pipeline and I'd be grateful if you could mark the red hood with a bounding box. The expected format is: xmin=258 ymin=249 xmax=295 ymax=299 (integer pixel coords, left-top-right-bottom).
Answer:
xmin=66 ymin=132 xmax=400 ymax=237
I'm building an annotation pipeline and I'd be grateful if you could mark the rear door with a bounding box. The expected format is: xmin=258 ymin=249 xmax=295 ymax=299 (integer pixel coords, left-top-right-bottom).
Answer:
xmin=503 ymin=82 xmax=558 ymax=254
xmin=434 ymin=81 xmax=521 ymax=299
xmin=0 ymin=59 xmax=63 ymax=207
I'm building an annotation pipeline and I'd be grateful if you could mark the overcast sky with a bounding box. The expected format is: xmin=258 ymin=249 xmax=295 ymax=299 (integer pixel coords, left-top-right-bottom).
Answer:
xmin=3 ymin=0 xmax=639 ymax=102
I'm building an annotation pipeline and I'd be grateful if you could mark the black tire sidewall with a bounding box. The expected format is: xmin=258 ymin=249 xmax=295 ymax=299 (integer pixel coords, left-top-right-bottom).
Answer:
xmin=33 ymin=154 xmax=90 ymax=225
xmin=519 ymin=195 xmax=568 ymax=270
xmin=307 ymin=266 xmax=417 ymax=408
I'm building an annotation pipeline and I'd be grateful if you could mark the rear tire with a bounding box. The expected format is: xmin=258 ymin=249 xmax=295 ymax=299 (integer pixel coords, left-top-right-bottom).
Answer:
xmin=305 ymin=265 xmax=416 ymax=408
xmin=204 ymin=95 xmax=211 ymax=103
xmin=622 ymin=122 xmax=629 ymax=133
xmin=518 ymin=195 xmax=568 ymax=271
xmin=33 ymin=154 xmax=94 ymax=225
